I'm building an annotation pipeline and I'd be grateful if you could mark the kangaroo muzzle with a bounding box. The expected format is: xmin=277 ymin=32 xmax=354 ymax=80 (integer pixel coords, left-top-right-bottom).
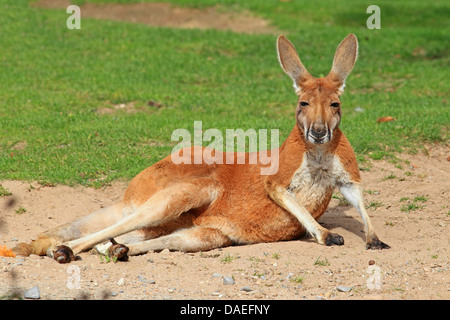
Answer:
xmin=307 ymin=123 xmax=330 ymax=144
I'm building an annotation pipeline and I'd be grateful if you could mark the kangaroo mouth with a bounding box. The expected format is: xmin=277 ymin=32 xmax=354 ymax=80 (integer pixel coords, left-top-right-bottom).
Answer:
xmin=306 ymin=126 xmax=332 ymax=145
xmin=307 ymin=133 xmax=330 ymax=144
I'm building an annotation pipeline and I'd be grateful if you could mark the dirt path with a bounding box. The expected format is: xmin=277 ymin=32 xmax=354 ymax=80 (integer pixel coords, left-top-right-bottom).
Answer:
xmin=33 ymin=0 xmax=278 ymax=34
xmin=0 ymin=145 xmax=448 ymax=300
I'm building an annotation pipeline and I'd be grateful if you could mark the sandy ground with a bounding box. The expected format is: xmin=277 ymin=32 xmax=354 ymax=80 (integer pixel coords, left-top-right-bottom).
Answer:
xmin=0 ymin=145 xmax=448 ymax=300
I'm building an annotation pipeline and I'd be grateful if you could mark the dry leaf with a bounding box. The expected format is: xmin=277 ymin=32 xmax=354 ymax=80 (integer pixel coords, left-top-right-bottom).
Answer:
xmin=377 ymin=116 xmax=396 ymax=123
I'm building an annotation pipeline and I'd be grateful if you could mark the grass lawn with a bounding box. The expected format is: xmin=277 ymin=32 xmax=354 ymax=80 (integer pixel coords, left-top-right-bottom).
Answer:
xmin=0 ymin=0 xmax=448 ymax=187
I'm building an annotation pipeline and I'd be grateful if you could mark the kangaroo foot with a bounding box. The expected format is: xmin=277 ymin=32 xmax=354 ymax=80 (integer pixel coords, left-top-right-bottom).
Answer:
xmin=107 ymin=237 xmax=129 ymax=262
xmin=366 ymin=237 xmax=390 ymax=250
xmin=325 ymin=233 xmax=345 ymax=246
xmin=52 ymin=245 xmax=80 ymax=264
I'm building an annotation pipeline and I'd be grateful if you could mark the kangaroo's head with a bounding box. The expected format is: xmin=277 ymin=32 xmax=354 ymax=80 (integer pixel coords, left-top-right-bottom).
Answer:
xmin=277 ymin=34 xmax=358 ymax=145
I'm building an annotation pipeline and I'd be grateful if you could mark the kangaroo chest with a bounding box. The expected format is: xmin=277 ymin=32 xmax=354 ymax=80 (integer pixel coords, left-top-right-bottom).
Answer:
xmin=287 ymin=150 xmax=349 ymax=216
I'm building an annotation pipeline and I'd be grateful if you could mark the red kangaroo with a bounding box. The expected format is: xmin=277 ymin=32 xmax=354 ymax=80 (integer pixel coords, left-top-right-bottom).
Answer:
xmin=14 ymin=34 xmax=389 ymax=263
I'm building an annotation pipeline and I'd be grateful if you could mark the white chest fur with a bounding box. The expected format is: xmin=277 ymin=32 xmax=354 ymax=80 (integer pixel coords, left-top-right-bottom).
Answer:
xmin=287 ymin=149 xmax=350 ymax=206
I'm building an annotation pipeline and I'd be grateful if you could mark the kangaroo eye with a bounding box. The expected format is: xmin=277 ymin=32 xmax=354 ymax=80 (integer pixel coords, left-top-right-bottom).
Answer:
xmin=300 ymin=101 xmax=309 ymax=107
xmin=330 ymin=102 xmax=340 ymax=108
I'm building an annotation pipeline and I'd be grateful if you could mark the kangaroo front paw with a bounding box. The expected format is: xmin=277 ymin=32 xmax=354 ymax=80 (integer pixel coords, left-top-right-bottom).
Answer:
xmin=107 ymin=238 xmax=129 ymax=262
xmin=366 ymin=237 xmax=390 ymax=250
xmin=325 ymin=233 xmax=344 ymax=246
xmin=52 ymin=245 xmax=78 ymax=264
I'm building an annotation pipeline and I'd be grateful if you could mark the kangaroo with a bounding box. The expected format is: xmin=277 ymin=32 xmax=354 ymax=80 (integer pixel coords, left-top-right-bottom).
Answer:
xmin=14 ymin=34 xmax=389 ymax=263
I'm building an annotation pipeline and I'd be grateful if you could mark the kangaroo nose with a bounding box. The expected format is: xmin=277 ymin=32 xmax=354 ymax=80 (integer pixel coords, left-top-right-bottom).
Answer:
xmin=310 ymin=124 xmax=327 ymax=140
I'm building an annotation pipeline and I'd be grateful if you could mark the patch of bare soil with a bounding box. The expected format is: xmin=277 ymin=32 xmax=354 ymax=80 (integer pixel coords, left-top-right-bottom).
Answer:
xmin=0 ymin=145 xmax=449 ymax=300
xmin=33 ymin=0 xmax=278 ymax=34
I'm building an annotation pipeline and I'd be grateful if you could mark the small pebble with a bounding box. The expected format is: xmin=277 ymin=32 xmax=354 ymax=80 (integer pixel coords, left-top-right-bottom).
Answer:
xmin=24 ymin=286 xmax=40 ymax=299
xmin=137 ymin=275 xmax=155 ymax=284
xmin=336 ymin=286 xmax=353 ymax=292
xmin=223 ymin=276 xmax=235 ymax=285
xmin=369 ymin=260 xmax=376 ymax=265
xmin=240 ymin=286 xmax=252 ymax=292
xmin=286 ymin=272 xmax=294 ymax=280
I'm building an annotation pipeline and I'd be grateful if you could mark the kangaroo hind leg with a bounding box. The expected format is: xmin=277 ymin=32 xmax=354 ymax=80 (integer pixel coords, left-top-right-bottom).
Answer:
xmin=60 ymin=178 xmax=220 ymax=260
xmin=13 ymin=202 xmax=126 ymax=259
xmin=127 ymin=226 xmax=233 ymax=255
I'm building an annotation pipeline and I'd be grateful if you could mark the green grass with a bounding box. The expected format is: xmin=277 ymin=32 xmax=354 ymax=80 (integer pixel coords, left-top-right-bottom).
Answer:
xmin=366 ymin=200 xmax=384 ymax=210
xmin=0 ymin=0 xmax=448 ymax=186
xmin=15 ymin=207 xmax=27 ymax=215
xmin=313 ymin=256 xmax=330 ymax=266
xmin=289 ymin=275 xmax=304 ymax=284
xmin=400 ymin=194 xmax=428 ymax=212
xmin=0 ymin=185 xmax=12 ymax=197
xmin=220 ymin=253 xmax=239 ymax=264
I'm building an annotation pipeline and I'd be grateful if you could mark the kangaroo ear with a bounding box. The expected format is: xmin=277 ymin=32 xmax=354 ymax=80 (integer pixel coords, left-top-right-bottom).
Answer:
xmin=277 ymin=35 xmax=311 ymax=94
xmin=328 ymin=34 xmax=358 ymax=94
